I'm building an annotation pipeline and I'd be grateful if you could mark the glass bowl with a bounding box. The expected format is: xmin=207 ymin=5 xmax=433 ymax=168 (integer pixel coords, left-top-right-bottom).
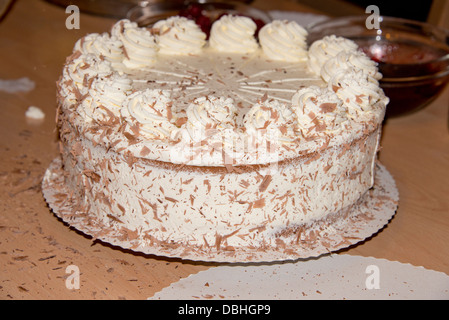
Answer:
xmin=127 ymin=0 xmax=272 ymax=37
xmin=307 ymin=16 xmax=449 ymax=117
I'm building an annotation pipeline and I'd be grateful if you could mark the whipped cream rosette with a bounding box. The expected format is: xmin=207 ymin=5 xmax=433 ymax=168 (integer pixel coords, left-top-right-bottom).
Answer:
xmin=77 ymin=73 xmax=133 ymax=122
xmin=292 ymin=86 xmax=348 ymax=135
xmin=63 ymin=53 xmax=113 ymax=95
xmin=178 ymin=96 xmax=237 ymax=142
xmin=74 ymin=32 xmax=125 ymax=70
xmin=111 ymin=19 xmax=158 ymax=69
xmin=321 ymin=50 xmax=382 ymax=82
xmin=308 ymin=35 xmax=359 ymax=75
xmin=244 ymin=98 xmax=299 ymax=143
xmin=329 ymin=68 xmax=388 ymax=121
xmin=121 ymin=89 xmax=177 ymax=140
xmin=209 ymin=15 xmax=259 ymax=53
xmin=259 ymin=20 xmax=308 ymax=62
xmin=153 ymin=16 xmax=207 ymax=55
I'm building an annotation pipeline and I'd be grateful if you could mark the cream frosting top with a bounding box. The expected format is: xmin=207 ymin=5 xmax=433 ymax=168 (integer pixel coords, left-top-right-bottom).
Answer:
xmin=58 ymin=16 xmax=388 ymax=166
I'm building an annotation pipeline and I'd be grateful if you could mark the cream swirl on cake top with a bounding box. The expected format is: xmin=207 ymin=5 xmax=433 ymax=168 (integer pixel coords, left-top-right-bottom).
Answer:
xmin=308 ymin=35 xmax=359 ymax=75
xmin=209 ymin=15 xmax=258 ymax=53
xmin=292 ymin=86 xmax=348 ymax=134
xmin=111 ymin=19 xmax=158 ymax=69
xmin=121 ymin=89 xmax=177 ymax=139
xmin=243 ymin=98 xmax=298 ymax=143
xmin=74 ymin=33 xmax=125 ymax=70
xmin=77 ymin=73 xmax=132 ymax=122
xmin=90 ymin=74 xmax=132 ymax=113
xmin=259 ymin=20 xmax=308 ymax=62
xmin=63 ymin=53 xmax=113 ymax=95
xmin=328 ymin=68 xmax=387 ymax=120
xmin=321 ymin=50 xmax=382 ymax=82
xmin=153 ymin=16 xmax=207 ymax=55
xmin=178 ymin=96 xmax=238 ymax=143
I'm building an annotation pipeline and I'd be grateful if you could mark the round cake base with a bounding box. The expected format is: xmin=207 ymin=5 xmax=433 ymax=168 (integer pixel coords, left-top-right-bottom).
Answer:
xmin=42 ymin=157 xmax=399 ymax=263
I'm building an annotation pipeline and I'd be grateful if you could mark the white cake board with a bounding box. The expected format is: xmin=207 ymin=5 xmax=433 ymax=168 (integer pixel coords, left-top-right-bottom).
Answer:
xmin=42 ymin=158 xmax=399 ymax=263
xmin=149 ymin=254 xmax=449 ymax=300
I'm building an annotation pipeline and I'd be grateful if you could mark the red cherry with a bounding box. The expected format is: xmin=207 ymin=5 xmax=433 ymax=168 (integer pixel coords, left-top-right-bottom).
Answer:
xmin=196 ymin=15 xmax=212 ymax=38
xmin=188 ymin=3 xmax=203 ymax=18
xmin=179 ymin=9 xmax=194 ymax=20
xmin=179 ymin=3 xmax=203 ymax=20
xmin=252 ymin=18 xmax=265 ymax=30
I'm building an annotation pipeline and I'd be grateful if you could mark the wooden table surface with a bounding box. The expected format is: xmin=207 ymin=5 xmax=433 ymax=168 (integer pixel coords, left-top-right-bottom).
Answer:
xmin=0 ymin=0 xmax=448 ymax=300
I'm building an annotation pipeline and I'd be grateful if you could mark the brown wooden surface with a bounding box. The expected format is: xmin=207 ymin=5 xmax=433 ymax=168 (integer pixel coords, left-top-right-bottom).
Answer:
xmin=0 ymin=0 xmax=448 ymax=300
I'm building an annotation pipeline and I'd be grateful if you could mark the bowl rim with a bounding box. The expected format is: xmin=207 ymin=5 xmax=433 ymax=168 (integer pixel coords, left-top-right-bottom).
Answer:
xmin=380 ymin=70 xmax=449 ymax=83
xmin=307 ymin=15 xmax=449 ymax=82
xmin=307 ymin=15 xmax=449 ymax=37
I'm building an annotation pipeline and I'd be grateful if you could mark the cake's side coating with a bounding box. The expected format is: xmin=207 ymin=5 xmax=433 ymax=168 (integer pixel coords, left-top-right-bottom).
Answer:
xmin=56 ymin=16 xmax=388 ymax=250
xmin=59 ymin=109 xmax=380 ymax=248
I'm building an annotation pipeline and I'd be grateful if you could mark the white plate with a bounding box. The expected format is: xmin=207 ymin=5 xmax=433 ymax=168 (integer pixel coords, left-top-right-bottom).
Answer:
xmin=149 ymin=254 xmax=449 ymax=300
